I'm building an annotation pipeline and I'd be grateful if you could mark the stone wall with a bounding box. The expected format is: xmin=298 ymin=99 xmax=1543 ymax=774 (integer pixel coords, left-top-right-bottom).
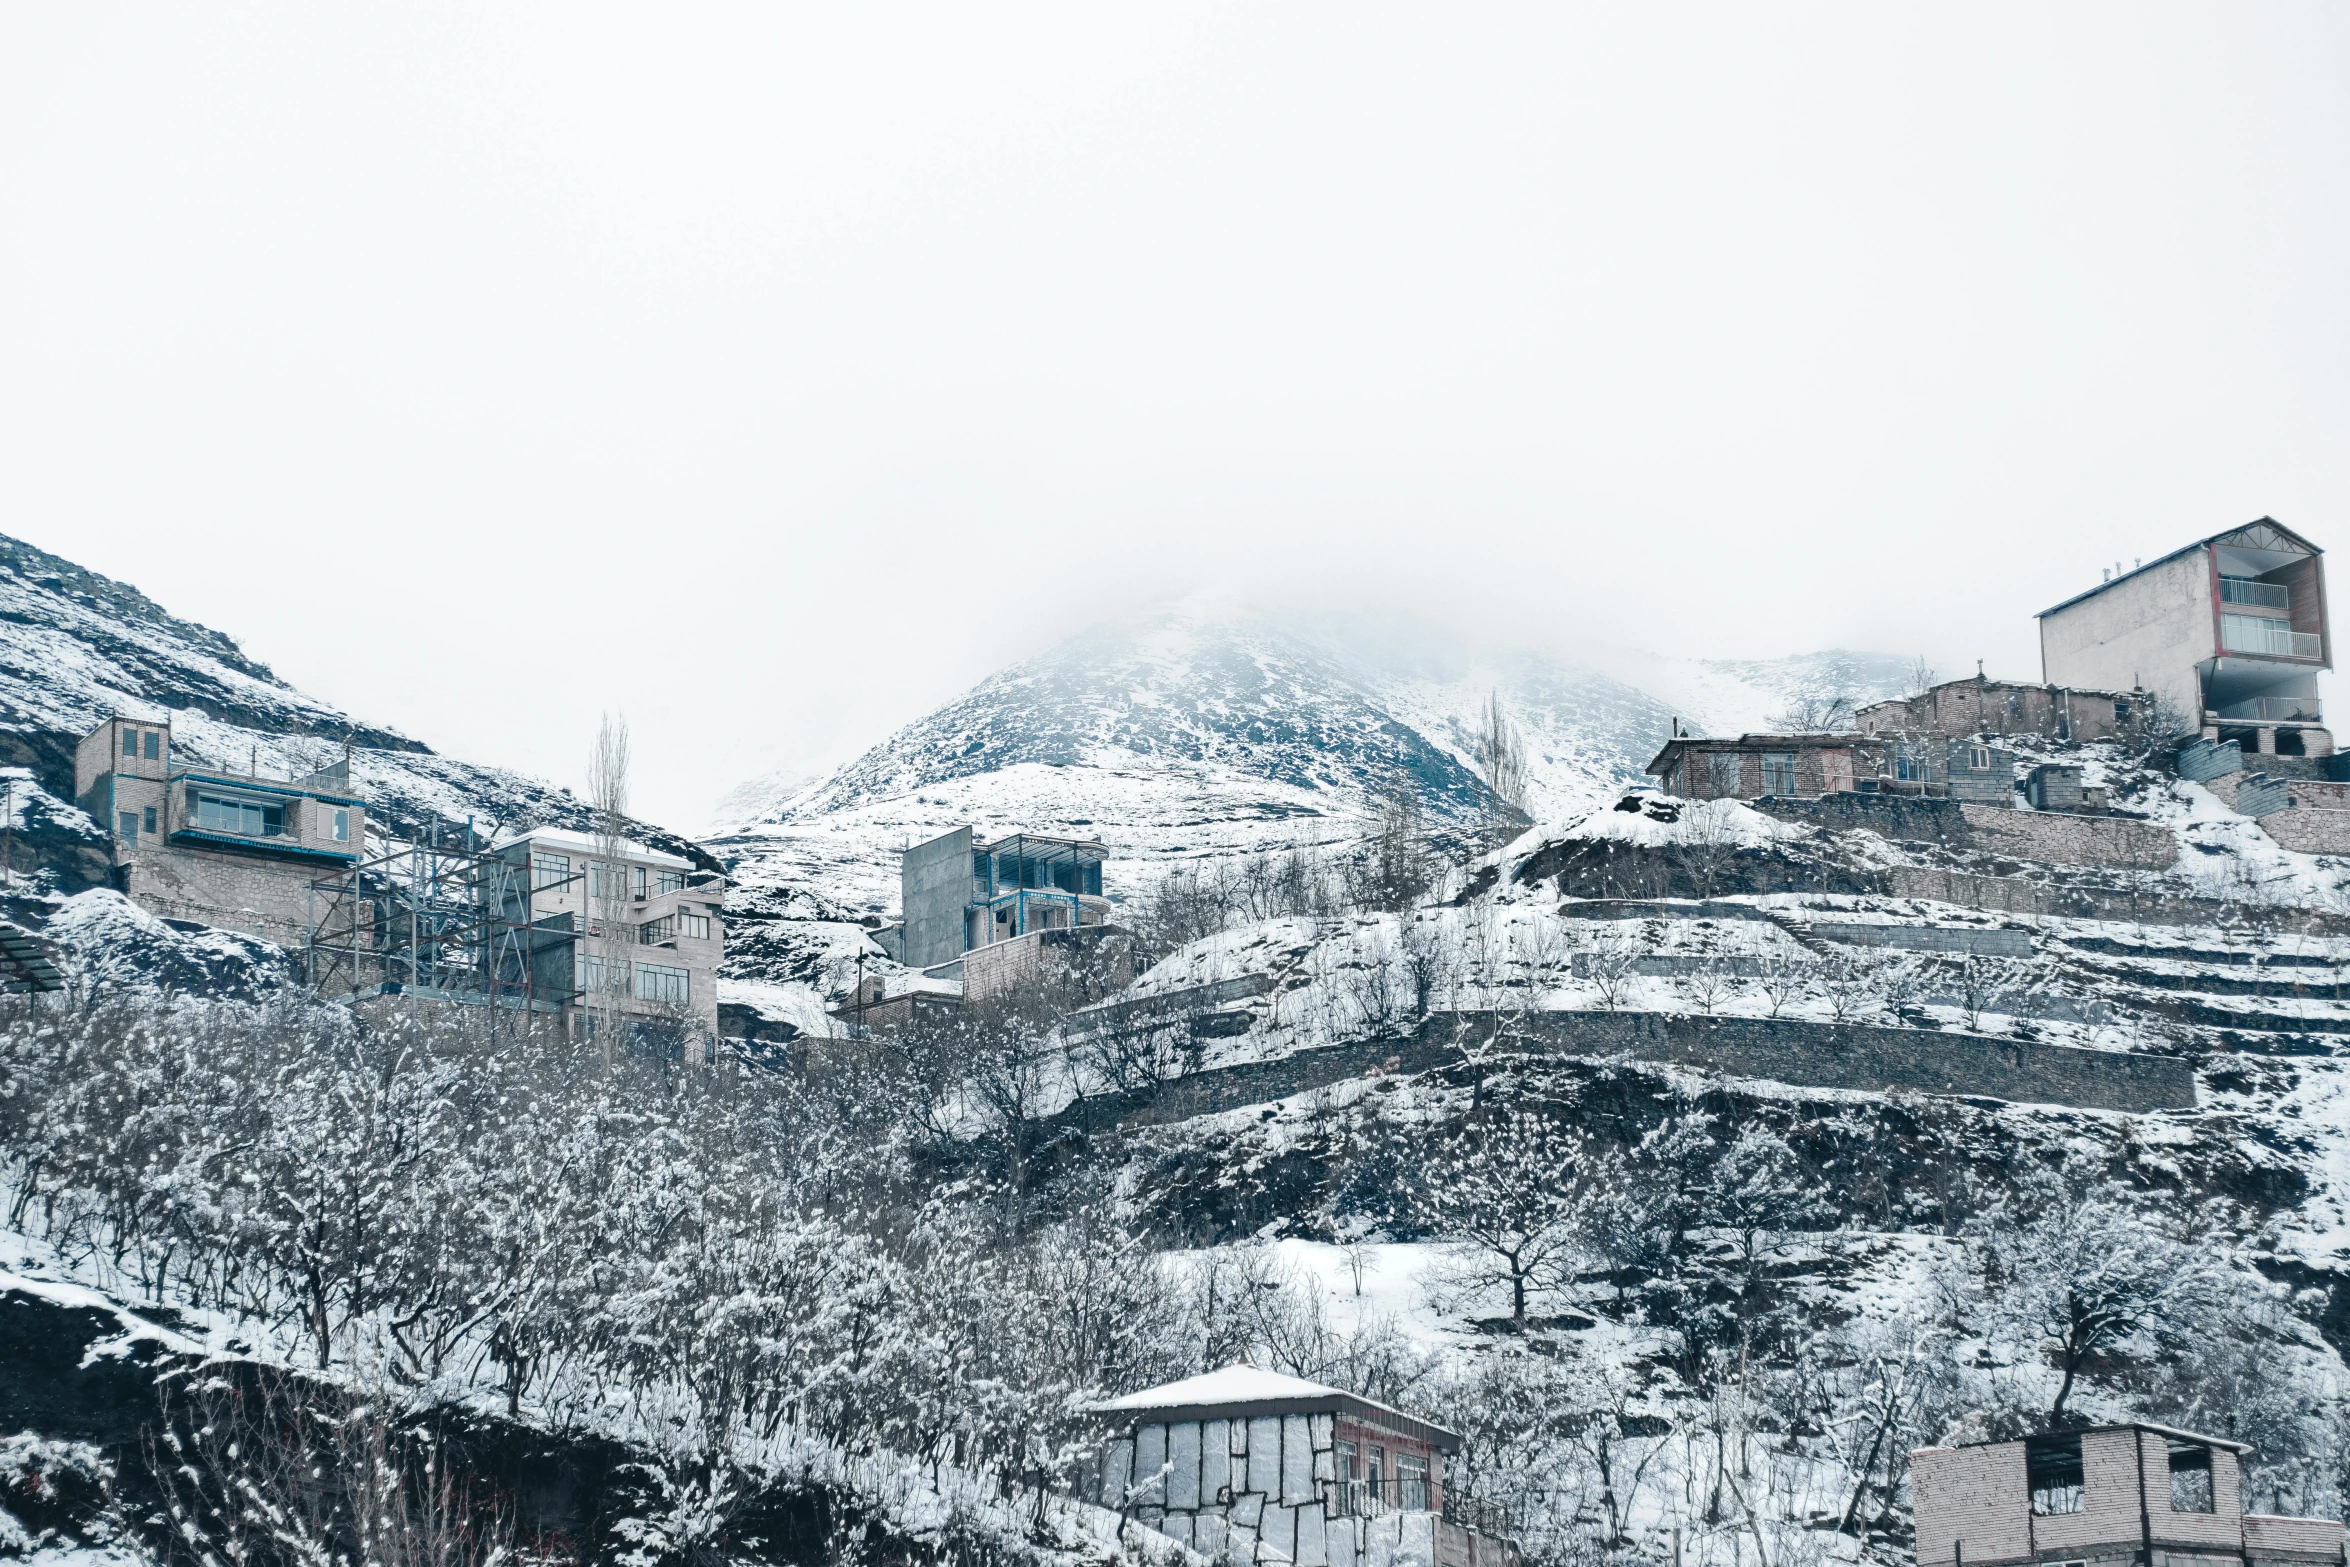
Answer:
xmin=1056 ymin=1009 xmax=2196 ymax=1133
xmin=1956 ymin=804 xmax=2178 ymax=870
xmin=1810 ymin=923 xmax=2033 ymax=956
xmin=2203 ymin=773 xmax=2350 ymax=855
xmin=1882 ymin=867 xmax=2350 ymax=936
xmin=119 ymin=841 xmax=324 ymax=947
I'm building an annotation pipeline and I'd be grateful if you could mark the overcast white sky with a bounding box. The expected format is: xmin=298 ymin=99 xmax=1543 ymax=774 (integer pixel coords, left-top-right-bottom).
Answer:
xmin=5 ymin=4 xmax=2346 ymax=827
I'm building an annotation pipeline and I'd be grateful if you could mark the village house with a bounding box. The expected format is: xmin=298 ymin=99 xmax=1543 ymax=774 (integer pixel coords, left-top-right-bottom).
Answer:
xmin=74 ymin=715 xmax=367 ymax=948
xmin=1092 ymin=1366 xmax=1514 ymax=1567
xmin=1647 ymin=732 xmax=2017 ymax=805
xmin=1911 ymin=1424 xmax=2344 ymax=1567
xmin=1858 ymin=677 xmax=2147 ymax=747
xmin=2037 ymin=518 xmax=2332 ymax=758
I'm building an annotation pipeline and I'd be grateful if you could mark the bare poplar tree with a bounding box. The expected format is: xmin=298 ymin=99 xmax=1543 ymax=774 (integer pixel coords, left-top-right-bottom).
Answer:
xmin=1473 ymin=691 xmax=1530 ymax=843
xmin=589 ymin=712 xmax=634 ymax=1059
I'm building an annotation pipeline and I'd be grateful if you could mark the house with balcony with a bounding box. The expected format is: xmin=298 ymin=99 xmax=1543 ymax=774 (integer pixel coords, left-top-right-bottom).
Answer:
xmin=2038 ymin=518 xmax=2332 ymax=757
xmin=74 ymin=715 xmax=367 ymax=948
xmin=1091 ymin=1366 xmax=1515 ymax=1567
xmin=1912 ymin=1423 xmax=2343 ymax=1567
xmin=496 ymin=825 xmax=725 ymax=1044
xmin=878 ymin=825 xmax=1112 ymax=969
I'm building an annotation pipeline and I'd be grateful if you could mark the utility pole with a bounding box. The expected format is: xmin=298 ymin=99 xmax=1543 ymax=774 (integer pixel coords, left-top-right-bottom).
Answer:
xmin=3 ymin=776 xmax=13 ymax=894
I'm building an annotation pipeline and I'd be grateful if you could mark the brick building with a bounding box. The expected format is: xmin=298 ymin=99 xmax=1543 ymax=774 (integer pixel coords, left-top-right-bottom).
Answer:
xmin=1912 ymin=1425 xmax=2344 ymax=1567
xmin=74 ymin=716 xmax=366 ymax=948
xmin=1092 ymin=1366 xmax=1514 ymax=1567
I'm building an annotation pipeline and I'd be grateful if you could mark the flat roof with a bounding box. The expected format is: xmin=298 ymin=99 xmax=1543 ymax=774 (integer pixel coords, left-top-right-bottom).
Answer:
xmin=1645 ymin=732 xmax=1875 ymax=775
xmin=497 ymin=825 xmax=695 ymax=869
xmin=2037 ymin=516 xmax=2319 ymax=620
xmin=975 ymin=831 xmax=1106 ymax=858
xmin=1090 ymin=1365 xmax=1460 ymax=1452
xmin=1930 ymin=1422 xmax=2252 ymax=1457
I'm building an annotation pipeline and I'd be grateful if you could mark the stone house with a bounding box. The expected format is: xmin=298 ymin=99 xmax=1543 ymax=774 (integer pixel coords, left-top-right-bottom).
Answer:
xmin=1092 ymin=1366 xmax=1515 ymax=1567
xmin=1857 ymin=678 xmax=2147 ymax=747
xmin=1911 ymin=1424 xmax=2344 ymax=1567
xmin=74 ymin=716 xmax=366 ymax=948
xmin=1646 ymin=733 xmax=2016 ymax=805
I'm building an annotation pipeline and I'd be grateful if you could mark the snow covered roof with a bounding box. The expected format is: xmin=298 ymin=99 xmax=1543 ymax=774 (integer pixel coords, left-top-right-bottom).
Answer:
xmin=1939 ymin=1422 xmax=2252 ymax=1457
xmin=496 ymin=825 xmax=695 ymax=869
xmin=1090 ymin=1365 xmax=1460 ymax=1451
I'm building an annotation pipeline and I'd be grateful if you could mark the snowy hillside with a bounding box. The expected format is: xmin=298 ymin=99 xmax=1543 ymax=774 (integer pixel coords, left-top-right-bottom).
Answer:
xmin=0 ymin=532 xmax=715 ymax=894
xmin=707 ymin=609 xmax=1918 ymax=920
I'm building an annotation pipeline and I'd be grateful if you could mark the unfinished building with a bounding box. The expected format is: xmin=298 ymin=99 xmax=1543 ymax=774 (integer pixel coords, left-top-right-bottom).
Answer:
xmin=75 ymin=716 xmax=367 ymax=948
xmin=2038 ymin=518 xmax=2332 ymax=757
xmin=1857 ymin=677 xmax=2147 ymax=746
xmin=1912 ymin=1425 xmax=2343 ymax=1567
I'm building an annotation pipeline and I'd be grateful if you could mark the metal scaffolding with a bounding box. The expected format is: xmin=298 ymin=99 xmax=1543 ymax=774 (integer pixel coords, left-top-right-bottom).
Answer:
xmin=306 ymin=822 xmax=582 ymax=1017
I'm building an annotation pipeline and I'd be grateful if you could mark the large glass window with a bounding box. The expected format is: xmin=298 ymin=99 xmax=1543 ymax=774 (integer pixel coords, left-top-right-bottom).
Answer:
xmin=533 ymin=852 xmax=572 ymax=889
xmin=579 ymin=952 xmax=628 ymax=992
xmin=194 ymin=794 xmax=283 ymax=837
xmin=2169 ymin=1444 xmax=2214 ymax=1513
xmin=636 ymin=962 xmax=690 ymax=1004
xmin=1761 ymin=753 xmax=1798 ymax=797
xmin=2027 ymin=1437 xmax=2084 ymax=1516
xmin=589 ymin=861 xmax=626 ymax=899
xmin=329 ymin=807 xmax=350 ymax=843
xmin=655 ymin=869 xmax=686 ymax=896
xmin=1396 ymin=1453 xmax=1429 ymax=1510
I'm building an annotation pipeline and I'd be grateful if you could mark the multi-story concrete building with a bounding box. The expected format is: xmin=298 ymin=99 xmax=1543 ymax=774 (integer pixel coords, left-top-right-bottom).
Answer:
xmin=74 ymin=716 xmax=367 ymax=947
xmin=496 ymin=825 xmax=725 ymax=1045
xmin=1912 ymin=1424 xmax=2343 ymax=1567
xmin=881 ymin=826 xmax=1112 ymax=970
xmin=2038 ymin=519 xmax=2332 ymax=758
xmin=1092 ymin=1366 xmax=1515 ymax=1567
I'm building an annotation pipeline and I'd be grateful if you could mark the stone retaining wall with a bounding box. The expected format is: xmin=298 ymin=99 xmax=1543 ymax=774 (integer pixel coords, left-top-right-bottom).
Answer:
xmin=2203 ymin=774 xmax=2350 ymax=855
xmin=1054 ymin=1010 xmax=2196 ymax=1132
xmin=1956 ymin=805 xmax=2178 ymax=870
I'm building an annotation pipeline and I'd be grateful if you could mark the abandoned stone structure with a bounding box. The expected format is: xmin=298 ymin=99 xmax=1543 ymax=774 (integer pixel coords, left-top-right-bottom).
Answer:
xmin=1093 ymin=1367 xmax=1514 ymax=1567
xmin=74 ymin=716 xmax=367 ymax=948
xmin=2038 ymin=517 xmax=2332 ymax=758
xmin=1647 ymin=732 xmax=2016 ymax=805
xmin=1912 ymin=1425 xmax=2344 ymax=1567
xmin=1858 ymin=677 xmax=2147 ymax=747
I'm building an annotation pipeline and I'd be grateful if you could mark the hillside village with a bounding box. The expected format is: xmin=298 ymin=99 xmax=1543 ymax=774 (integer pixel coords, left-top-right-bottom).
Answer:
xmin=5 ymin=518 xmax=2350 ymax=1567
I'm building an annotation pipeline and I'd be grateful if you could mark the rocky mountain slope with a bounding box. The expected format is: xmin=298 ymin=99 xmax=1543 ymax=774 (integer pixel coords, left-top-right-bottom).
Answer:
xmin=0 ymin=532 xmax=714 ymax=905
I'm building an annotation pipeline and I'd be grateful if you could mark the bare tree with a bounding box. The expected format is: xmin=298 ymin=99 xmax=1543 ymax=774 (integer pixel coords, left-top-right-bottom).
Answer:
xmin=588 ymin=711 xmax=635 ymax=1060
xmin=1765 ymin=693 xmax=1857 ymax=734
xmin=1752 ymin=950 xmax=1810 ymax=1019
xmin=1584 ymin=926 xmax=1648 ymax=1013
xmin=1472 ymin=691 xmax=1530 ymax=844
xmin=1351 ymin=775 xmax=1432 ymax=914
xmin=1422 ymin=1109 xmax=1594 ymax=1322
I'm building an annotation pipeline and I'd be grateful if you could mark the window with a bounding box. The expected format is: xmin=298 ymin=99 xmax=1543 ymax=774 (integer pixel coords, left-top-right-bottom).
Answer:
xmin=655 ymin=869 xmax=686 ymax=896
xmin=1708 ymin=752 xmax=1744 ymax=795
xmin=2115 ymin=699 xmax=2131 ymax=723
xmin=194 ymin=794 xmax=283 ymax=838
xmin=1396 ymin=1453 xmax=1430 ymax=1510
xmin=1967 ymin=745 xmax=1992 ymax=771
xmin=2168 ymin=1443 xmax=2214 ymax=1514
xmin=2027 ymin=1437 xmax=2085 ymax=1516
xmin=678 ymin=910 xmax=710 ymax=941
xmin=579 ymin=952 xmax=628 ymax=993
xmin=1367 ymin=1446 xmax=1385 ymax=1507
xmin=328 ymin=807 xmax=349 ymax=843
xmin=122 ymin=729 xmax=136 ymax=757
xmin=632 ymin=865 xmax=649 ymax=900
xmin=589 ymin=861 xmax=627 ymax=899
xmin=533 ymin=852 xmax=571 ymax=889
xmin=1896 ymin=748 xmax=1931 ymax=783
xmin=144 ymin=731 xmax=160 ymax=760
xmin=118 ymin=810 xmax=139 ymax=844
xmin=1335 ymin=1440 xmax=1358 ymax=1514
xmin=636 ymin=961 xmax=690 ymax=1005
xmin=1761 ymin=753 xmax=1798 ymax=797
xmin=143 ymin=806 xmax=157 ymax=835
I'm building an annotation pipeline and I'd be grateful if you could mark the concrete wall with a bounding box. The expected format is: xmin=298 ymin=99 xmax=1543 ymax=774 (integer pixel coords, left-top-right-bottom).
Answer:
xmin=899 ymin=827 xmax=973 ymax=970
xmin=2040 ymin=551 xmax=2214 ymax=726
xmin=1957 ymin=804 xmax=2179 ymax=870
xmin=1811 ymin=923 xmax=2034 ymax=956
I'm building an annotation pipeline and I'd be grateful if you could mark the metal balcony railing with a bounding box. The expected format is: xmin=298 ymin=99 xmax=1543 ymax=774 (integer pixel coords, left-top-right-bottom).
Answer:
xmin=1442 ymin=1494 xmax=1518 ymax=1539
xmin=1331 ymin=1477 xmax=1433 ymax=1517
xmin=2221 ymin=624 xmax=2324 ymax=660
xmin=2213 ymin=697 xmax=2324 ymax=723
xmin=2220 ymin=576 xmax=2291 ymax=610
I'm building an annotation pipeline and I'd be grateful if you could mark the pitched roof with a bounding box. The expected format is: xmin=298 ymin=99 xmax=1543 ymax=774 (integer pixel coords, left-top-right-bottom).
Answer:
xmin=1090 ymin=1364 xmax=1461 ymax=1451
xmin=2036 ymin=516 xmax=2319 ymax=620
